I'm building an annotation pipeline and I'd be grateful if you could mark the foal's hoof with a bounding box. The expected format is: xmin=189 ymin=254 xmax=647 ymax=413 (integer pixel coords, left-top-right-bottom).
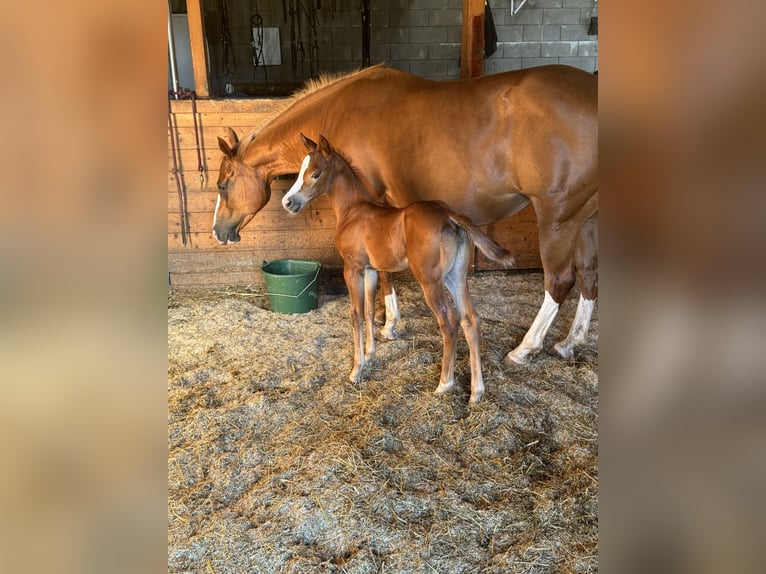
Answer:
xmin=434 ymin=381 xmax=454 ymax=395
xmin=469 ymin=393 xmax=483 ymax=405
xmin=349 ymin=369 xmax=362 ymax=384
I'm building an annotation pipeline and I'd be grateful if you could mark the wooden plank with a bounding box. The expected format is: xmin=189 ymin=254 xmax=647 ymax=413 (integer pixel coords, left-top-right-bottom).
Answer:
xmin=169 ymin=98 xmax=289 ymax=114
xmin=169 ymin=248 xmax=340 ymax=274
xmin=169 ymin=208 xmax=337 ymax=234
xmin=474 ymin=205 xmax=542 ymax=270
xmin=168 ymin=227 xmax=337 ymax=250
xmin=186 ymin=0 xmax=209 ymax=97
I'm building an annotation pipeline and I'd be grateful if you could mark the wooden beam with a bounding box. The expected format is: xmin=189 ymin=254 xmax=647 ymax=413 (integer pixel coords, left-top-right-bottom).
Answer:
xmin=186 ymin=0 xmax=210 ymax=97
xmin=460 ymin=0 xmax=485 ymax=78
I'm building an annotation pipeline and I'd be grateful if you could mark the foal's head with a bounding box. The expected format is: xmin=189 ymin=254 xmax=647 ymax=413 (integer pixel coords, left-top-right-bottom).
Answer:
xmin=282 ymin=134 xmax=338 ymax=214
xmin=211 ymin=128 xmax=270 ymax=244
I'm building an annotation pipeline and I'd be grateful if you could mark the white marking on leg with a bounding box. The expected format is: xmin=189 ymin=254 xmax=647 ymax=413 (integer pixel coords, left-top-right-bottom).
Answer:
xmin=380 ymin=288 xmax=400 ymax=340
xmin=212 ymin=193 xmax=222 ymax=239
xmin=554 ymin=295 xmax=595 ymax=359
xmin=282 ymin=155 xmax=311 ymax=209
xmin=505 ymin=291 xmax=560 ymax=365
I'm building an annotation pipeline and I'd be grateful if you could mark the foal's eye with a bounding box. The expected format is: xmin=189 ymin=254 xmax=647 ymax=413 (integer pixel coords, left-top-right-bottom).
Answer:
xmin=310 ymin=171 xmax=320 ymax=180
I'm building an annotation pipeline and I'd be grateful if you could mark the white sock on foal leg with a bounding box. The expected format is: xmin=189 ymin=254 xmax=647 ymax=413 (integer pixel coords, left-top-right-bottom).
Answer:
xmin=379 ymin=288 xmax=400 ymax=340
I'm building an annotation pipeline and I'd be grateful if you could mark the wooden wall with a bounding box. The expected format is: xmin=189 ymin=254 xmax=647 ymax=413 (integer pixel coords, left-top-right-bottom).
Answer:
xmin=168 ymin=98 xmax=541 ymax=287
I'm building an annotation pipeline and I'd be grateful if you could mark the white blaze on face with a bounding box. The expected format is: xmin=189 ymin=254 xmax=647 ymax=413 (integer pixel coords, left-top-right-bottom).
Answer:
xmin=212 ymin=193 xmax=222 ymax=238
xmin=282 ymin=154 xmax=311 ymax=209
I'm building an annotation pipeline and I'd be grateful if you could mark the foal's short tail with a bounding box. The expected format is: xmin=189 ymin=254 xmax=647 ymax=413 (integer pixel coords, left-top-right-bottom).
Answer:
xmin=449 ymin=213 xmax=516 ymax=268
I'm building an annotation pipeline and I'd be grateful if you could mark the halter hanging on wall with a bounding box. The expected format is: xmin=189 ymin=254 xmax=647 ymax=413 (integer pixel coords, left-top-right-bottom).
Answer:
xmin=251 ymin=1 xmax=268 ymax=82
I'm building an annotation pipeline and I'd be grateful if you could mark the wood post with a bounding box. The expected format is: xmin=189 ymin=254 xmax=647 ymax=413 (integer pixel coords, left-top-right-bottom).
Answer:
xmin=186 ymin=0 xmax=210 ymax=97
xmin=460 ymin=0 xmax=485 ymax=79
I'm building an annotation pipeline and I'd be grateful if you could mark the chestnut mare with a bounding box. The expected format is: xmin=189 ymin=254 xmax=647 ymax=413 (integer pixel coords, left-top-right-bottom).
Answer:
xmin=284 ymin=134 xmax=515 ymax=403
xmin=214 ymin=65 xmax=597 ymax=365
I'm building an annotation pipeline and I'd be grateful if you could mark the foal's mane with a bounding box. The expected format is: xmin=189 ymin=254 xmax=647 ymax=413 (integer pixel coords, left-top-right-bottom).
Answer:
xmin=330 ymin=146 xmax=385 ymax=207
xmin=236 ymin=65 xmax=387 ymax=161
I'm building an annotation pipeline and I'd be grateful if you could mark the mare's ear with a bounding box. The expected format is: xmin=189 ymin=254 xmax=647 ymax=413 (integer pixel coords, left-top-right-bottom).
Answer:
xmin=300 ymin=133 xmax=318 ymax=152
xmin=318 ymin=134 xmax=333 ymax=157
xmin=226 ymin=127 xmax=239 ymax=146
xmin=218 ymin=136 xmax=234 ymax=159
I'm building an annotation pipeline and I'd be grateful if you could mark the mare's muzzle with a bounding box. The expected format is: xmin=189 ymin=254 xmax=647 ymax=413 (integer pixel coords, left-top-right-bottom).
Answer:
xmin=212 ymin=224 xmax=241 ymax=245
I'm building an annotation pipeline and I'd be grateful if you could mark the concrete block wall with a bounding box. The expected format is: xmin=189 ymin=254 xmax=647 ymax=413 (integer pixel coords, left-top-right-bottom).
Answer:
xmin=195 ymin=0 xmax=597 ymax=95
xmin=483 ymin=0 xmax=598 ymax=75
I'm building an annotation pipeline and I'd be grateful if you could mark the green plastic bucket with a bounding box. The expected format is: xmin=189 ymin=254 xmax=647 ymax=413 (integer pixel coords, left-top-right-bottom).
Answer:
xmin=261 ymin=259 xmax=321 ymax=314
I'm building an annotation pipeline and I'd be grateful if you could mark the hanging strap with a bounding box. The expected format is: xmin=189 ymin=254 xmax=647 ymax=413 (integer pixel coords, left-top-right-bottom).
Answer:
xmin=168 ymin=99 xmax=189 ymax=246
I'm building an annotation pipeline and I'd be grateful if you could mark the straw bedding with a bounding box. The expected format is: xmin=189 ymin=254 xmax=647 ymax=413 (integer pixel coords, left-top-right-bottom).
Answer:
xmin=168 ymin=270 xmax=598 ymax=573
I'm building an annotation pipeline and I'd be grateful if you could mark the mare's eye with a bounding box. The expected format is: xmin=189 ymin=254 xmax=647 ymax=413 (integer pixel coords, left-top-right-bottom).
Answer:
xmin=311 ymin=171 xmax=320 ymax=180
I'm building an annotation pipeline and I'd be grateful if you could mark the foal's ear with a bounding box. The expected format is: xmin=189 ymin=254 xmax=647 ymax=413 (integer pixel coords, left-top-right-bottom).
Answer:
xmin=218 ymin=136 xmax=234 ymax=159
xmin=226 ymin=127 xmax=239 ymax=146
xmin=300 ymin=133 xmax=318 ymax=152
xmin=318 ymin=135 xmax=333 ymax=157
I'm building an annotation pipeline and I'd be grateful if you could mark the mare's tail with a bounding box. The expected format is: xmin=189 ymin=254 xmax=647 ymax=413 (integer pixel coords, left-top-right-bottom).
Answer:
xmin=449 ymin=213 xmax=516 ymax=268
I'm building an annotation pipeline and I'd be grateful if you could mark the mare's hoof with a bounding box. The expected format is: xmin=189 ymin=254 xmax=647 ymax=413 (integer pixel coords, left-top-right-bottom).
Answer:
xmin=377 ymin=328 xmax=399 ymax=341
xmin=552 ymin=341 xmax=574 ymax=360
xmin=503 ymin=350 xmax=528 ymax=366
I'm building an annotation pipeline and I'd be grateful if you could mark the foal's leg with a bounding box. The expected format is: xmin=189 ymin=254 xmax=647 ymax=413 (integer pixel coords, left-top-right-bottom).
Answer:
xmin=445 ymin=245 xmax=485 ymax=404
xmin=418 ymin=280 xmax=459 ymax=396
xmin=377 ymin=272 xmax=400 ymax=340
xmin=553 ymin=214 xmax=598 ymax=359
xmin=505 ymin=210 xmax=578 ymax=365
xmin=363 ymin=267 xmax=378 ymax=361
xmin=344 ymin=264 xmax=367 ymax=383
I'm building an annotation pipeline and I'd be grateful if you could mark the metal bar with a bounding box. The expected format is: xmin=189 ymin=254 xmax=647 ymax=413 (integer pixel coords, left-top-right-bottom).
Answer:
xmin=168 ymin=0 xmax=180 ymax=97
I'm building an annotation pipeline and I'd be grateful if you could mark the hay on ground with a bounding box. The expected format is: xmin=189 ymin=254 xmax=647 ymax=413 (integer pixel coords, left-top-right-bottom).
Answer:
xmin=168 ymin=270 xmax=598 ymax=573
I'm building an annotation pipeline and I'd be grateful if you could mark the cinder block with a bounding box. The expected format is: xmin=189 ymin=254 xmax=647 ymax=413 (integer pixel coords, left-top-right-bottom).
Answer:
xmin=563 ymin=0 xmax=597 ymax=7
xmin=504 ymin=42 xmax=542 ymax=58
xmin=391 ymin=44 xmax=428 ymax=60
xmin=528 ymin=0 xmax=563 ymax=7
xmin=542 ymin=25 xmax=561 ymax=41
xmin=409 ymin=0 xmax=449 ymax=9
xmin=523 ymin=25 xmax=542 ymax=42
xmin=396 ymin=9 xmax=429 ymax=27
xmin=560 ymin=23 xmax=589 ymax=41
xmin=486 ymin=58 xmax=523 ymax=73
xmin=429 ymin=43 xmax=460 ymax=60
xmin=410 ymin=26 xmax=448 ymax=44
xmin=429 ymin=9 xmax=461 ymax=26
xmin=372 ymin=26 xmax=410 ymax=44
xmin=508 ymin=8 xmax=542 ymax=25
xmin=543 ymin=8 xmax=581 ymax=24
xmin=497 ymin=25 xmax=524 ymax=43
xmin=541 ymin=41 xmax=578 ymax=57
xmin=410 ymin=60 xmax=449 ymax=78
xmin=578 ymin=41 xmax=598 ymax=57
xmin=522 ymin=57 xmax=554 ymax=68
xmin=371 ymin=11 xmax=390 ymax=27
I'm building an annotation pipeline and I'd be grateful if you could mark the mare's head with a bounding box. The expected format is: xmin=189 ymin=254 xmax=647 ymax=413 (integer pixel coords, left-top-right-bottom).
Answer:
xmin=212 ymin=127 xmax=270 ymax=245
xmin=282 ymin=134 xmax=337 ymax=214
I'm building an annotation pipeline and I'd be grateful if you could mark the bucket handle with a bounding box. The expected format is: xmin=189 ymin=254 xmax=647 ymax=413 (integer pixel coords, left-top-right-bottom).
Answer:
xmin=262 ymin=262 xmax=321 ymax=299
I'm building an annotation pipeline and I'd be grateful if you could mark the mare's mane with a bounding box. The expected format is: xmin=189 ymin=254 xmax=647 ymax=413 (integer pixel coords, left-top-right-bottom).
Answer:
xmin=235 ymin=65 xmax=387 ymax=161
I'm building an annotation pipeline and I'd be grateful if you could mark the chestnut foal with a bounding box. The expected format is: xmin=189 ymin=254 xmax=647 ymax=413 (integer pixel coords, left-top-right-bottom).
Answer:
xmin=283 ymin=135 xmax=515 ymax=404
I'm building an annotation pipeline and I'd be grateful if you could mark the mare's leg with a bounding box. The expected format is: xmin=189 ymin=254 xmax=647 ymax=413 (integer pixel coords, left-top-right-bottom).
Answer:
xmin=376 ymin=272 xmax=400 ymax=340
xmin=445 ymin=243 xmax=485 ymax=404
xmin=505 ymin=207 xmax=579 ymax=365
xmin=344 ymin=264 xmax=366 ymax=383
xmin=418 ymin=280 xmax=459 ymax=396
xmin=363 ymin=267 xmax=378 ymax=360
xmin=553 ymin=214 xmax=598 ymax=359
